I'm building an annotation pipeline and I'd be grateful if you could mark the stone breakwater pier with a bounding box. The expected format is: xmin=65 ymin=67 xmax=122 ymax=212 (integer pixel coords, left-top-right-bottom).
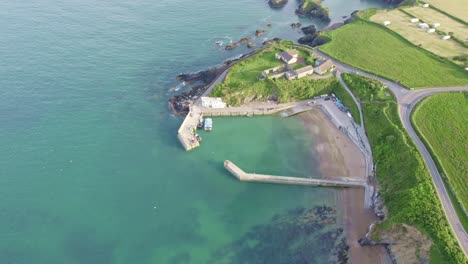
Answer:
xmin=224 ymin=160 xmax=367 ymax=188
xmin=224 ymin=160 xmax=373 ymax=206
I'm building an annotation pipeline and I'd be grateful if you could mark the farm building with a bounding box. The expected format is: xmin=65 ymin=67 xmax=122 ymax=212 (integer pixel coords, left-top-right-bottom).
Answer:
xmin=286 ymin=65 xmax=314 ymax=80
xmin=201 ymin=97 xmax=226 ymax=108
xmin=418 ymin=23 xmax=429 ymax=29
xmin=261 ymin=65 xmax=290 ymax=79
xmin=410 ymin=18 xmax=419 ymax=23
xmin=432 ymin=23 xmax=440 ymax=27
xmin=427 ymin=28 xmax=436 ymax=33
xmin=442 ymin=35 xmax=451 ymax=40
xmin=275 ymin=50 xmax=299 ymax=64
xmin=383 ymin=21 xmax=391 ymax=26
xmin=314 ymin=59 xmax=334 ymax=75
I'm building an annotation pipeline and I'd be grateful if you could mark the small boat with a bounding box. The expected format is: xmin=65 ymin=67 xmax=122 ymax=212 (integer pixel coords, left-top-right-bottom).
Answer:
xmin=246 ymin=113 xmax=253 ymax=117
xmin=197 ymin=117 xmax=204 ymax=128
xmin=215 ymin=41 xmax=224 ymax=46
xmin=204 ymin=118 xmax=213 ymax=131
xmin=195 ymin=134 xmax=202 ymax=142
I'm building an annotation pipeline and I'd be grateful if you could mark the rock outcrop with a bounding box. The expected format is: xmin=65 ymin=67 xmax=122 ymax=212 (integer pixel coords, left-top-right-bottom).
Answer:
xmin=255 ymin=29 xmax=266 ymax=37
xmin=224 ymin=37 xmax=251 ymax=50
xmin=301 ymin=25 xmax=317 ymax=35
xmin=268 ymin=0 xmax=288 ymax=8
xmin=295 ymin=0 xmax=331 ymax=23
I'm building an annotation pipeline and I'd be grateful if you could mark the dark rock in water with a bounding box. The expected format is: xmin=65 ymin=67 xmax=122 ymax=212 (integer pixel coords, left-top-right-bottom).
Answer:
xmin=298 ymin=33 xmax=318 ymax=45
xmin=247 ymin=42 xmax=256 ymax=48
xmin=224 ymin=37 xmax=251 ymax=50
xmin=255 ymin=29 xmax=267 ymax=37
xmin=225 ymin=43 xmax=238 ymax=50
xmin=301 ymin=25 xmax=317 ymax=35
xmin=176 ymin=68 xmax=221 ymax=84
xmin=238 ymin=37 xmax=250 ymax=44
xmin=263 ymin=38 xmax=282 ymax=46
xmin=290 ymin=22 xmax=302 ymax=28
xmin=268 ymin=0 xmax=288 ymax=8
xmin=267 ymin=23 xmax=272 ymax=27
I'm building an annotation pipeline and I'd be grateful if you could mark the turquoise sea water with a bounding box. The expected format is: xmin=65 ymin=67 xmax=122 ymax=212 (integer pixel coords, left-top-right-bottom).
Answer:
xmin=0 ymin=0 xmax=389 ymax=263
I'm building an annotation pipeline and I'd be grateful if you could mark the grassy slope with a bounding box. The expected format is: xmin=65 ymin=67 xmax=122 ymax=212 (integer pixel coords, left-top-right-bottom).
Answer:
xmin=211 ymin=41 xmax=339 ymax=105
xmin=342 ymin=73 xmax=467 ymax=264
xmin=330 ymin=83 xmax=361 ymax=124
xmin=319 ymin=20 xmax=468 ymax=88
xmin=412 ymin=92 xmax=468 ymax=229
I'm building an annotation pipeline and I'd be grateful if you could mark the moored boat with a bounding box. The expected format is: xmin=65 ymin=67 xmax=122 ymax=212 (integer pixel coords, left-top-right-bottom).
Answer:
xmin=204 ymin=118 xmax=213 ymax=131
xmin=197 ymin=117 xmax=204 ymax=128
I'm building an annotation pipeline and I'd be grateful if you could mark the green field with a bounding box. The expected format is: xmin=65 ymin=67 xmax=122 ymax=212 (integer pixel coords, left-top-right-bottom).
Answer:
xmin=412 ymin=92 xmax=468 ymax=229
xmin=211 ymin=41 xmax=341 ymax=105
xmin=342 ymin=73 xmax=467 ymax=263
xmin=319 ymin=20 xmax=468 ymax=88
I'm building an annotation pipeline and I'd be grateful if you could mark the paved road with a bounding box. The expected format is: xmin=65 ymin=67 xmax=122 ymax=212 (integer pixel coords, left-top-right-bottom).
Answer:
xmin=313 ymin=48 xmax=468 ymax=256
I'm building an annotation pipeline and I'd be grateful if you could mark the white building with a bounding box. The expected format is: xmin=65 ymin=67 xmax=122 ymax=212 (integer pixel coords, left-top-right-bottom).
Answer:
xmin=410 ymin=18 xmax=419 ymax=23
xmin=427 ymin=28 xmax=435 ymax=33
xmin=442 ymin=35 xmax=451 ymax=40
xmin=422 ymin=3 xmax=429 ymax=8
xmin=432 ymin=23 xmax=440 ymax=27
xmin=275 ymin=50 xmax=299 ymax=64
xmin=418 ymin=23 xmax=429 ymax=29
xmin=201 ymin=97 xmax=227 ymax=108
xmin=383 ymin=21 xmax=391 ymax=26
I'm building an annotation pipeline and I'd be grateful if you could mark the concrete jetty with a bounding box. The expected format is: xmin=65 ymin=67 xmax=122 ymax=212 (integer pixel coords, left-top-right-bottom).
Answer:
xmin=224 ymin=160 xmax=367 ymax=188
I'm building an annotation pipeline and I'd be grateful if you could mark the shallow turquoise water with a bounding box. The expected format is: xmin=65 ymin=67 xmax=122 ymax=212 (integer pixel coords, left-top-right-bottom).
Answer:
xmin=0 ymin=0 xmax=388 ymax=263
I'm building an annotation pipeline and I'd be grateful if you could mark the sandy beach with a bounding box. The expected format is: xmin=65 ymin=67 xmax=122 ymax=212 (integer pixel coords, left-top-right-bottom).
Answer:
xmin=298 ymin=109 xmax=389 ymax=263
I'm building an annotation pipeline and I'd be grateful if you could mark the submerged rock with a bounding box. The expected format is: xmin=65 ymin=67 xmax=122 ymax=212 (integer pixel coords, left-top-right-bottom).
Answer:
xmin=208 ymin=206 xmax=348 ymax=263
xmin=290 ymin=22 xmax=302 ymax=28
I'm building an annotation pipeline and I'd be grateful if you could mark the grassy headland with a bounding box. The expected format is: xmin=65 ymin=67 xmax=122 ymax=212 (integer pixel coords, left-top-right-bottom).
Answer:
xmin=318 ymin=19 xmax=468 ymax=88
xmin=342 ymin=73 xmax=467 ymax=263
xmin=412 ymin=92 xmax=468 ymax=230
xmin=211 ymin=41 xmax=343 ymax=105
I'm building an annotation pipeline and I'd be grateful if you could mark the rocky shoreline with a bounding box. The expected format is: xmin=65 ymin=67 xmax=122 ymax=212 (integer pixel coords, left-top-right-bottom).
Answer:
xmin=168 ymin=39 xmax=282 ymax=115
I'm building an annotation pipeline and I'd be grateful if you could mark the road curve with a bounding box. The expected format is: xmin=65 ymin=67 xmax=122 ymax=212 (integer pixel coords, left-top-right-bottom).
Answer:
xmin=400 ymin=88 xmax=468 ymax=255
xmin=312 ymin=47 xmax=468 ymax=256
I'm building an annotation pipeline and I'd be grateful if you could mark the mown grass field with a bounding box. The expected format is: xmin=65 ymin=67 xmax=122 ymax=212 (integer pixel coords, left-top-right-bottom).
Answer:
xmin=319 ymin=20 xmax=468 ymax=88
xmin=405 ymin=5 xmax=468 ymax=41
xmin=370 ymin=9 xmax=467 ymax=65
xmin=412 ymin=92 xmax=468 ymax=228
xmin=423 ymin=0 xmax=468 ymax=23
xmin=342 ymin=73 xmax=467 ymax=264
xmin=211 ymin=41 xmax=341 ymax=105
